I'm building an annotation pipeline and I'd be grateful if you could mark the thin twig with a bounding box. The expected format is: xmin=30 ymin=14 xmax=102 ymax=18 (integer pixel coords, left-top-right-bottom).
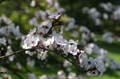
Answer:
xmin=0 ymin=49 xmax=25 ymax=59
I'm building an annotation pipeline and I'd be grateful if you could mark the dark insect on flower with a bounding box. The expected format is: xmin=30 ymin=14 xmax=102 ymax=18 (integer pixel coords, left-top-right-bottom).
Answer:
xmin=52 ymin=20 xmax=64 ymax=26
xmin=49 ymin=12 xmax=64 ymax=26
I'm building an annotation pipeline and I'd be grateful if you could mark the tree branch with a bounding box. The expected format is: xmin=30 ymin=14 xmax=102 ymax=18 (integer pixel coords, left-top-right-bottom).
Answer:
xmin=0 ymin=49 xmax=25 ymax=59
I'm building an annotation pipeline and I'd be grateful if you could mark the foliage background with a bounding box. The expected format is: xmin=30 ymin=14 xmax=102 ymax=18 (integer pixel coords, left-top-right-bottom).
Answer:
xmin=0 ymin=0 xmax=120 ymax=79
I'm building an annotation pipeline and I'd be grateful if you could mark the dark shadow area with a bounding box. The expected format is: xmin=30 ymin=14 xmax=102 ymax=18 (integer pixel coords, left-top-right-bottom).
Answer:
xmin=59 ymin=0 xmax=120 ymax=33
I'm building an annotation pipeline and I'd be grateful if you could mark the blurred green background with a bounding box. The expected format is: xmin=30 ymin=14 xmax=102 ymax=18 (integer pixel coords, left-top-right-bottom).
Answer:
xmin=0 ymin=0 xmax=120 ymax=79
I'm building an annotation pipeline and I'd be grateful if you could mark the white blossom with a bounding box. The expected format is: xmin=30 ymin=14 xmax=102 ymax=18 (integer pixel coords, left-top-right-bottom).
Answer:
xmin=21 ymin=29 xmax=39 ymax=49
xmin=49 ymin=12 xmax=61 ymax=20
xmin=38 ymin=20 xmax=52 ymax=35
xmin=103 ymin=13 xmax=109 ymax=20
xmin=35 ymin=11 xmax=48 ymax=20
xmin=0 ymin=37 xmax=6 ymax=45
xmin=57 ymin=70 xmax=66 ymax=79
xmin=37 ymin=50 xmax=48 ymax=60
xmin=46 ymin=0 xmax=53 ymax=6
xmin=53 ymin=33 xmax=67 ymax=49
xmin=112 ymin=7 xmax=120 ymax=20
xmin=28 ymin=72 xmax=36 ymax=79
xmin=29 ymin=18 xmax=39 ymax=26
xmin=63 ymin=60 xmax=72 ymax=68
xmin=11 ymin=25 xmax=22 ymax=38
xmin=109 ymin=59 xmax=120 ymax=70
xmin=79 ymin=26 xmax=90 ymax=33
xmin=94 ymin=59 xmax=105 ymax=75
xmin=102 ymin=32 xmax=114 ymax=43
xmin=3 ymin=74 xmax=12 ymax=79
xmin=0 ymin=23 xmax=22 ymax=38
xmin=43 ymin=36 xmax=54 ymax=49
xmin=71 ymin=31 xmax=79 ymax=38
xmin=94 ymin=18 xmax=102 ymax=26
xmin=0 ymin=15 xmax=12 ymax=25
xmin=100 ymin=2 xmax=113 ymax=12
xmin=117 ymin=37 xmax=120 ymax=42
xmin=30 ymin=0 xmax=36 ymax=7
xmin=79 ymin=53 xmax=88 ymax=68
xmin=88 ymin=8 xmax=101 ymax=20
xmin=97 ymin=48 xmax=108 ymax=62
xmin=25 ymin=50 xmax=36 ymax=56
xmin=66 ymin=40 xmax=78 ymax=55
xmin=68 ymin=72 xmax=77 ymax=79
xmin=39 ymin=75 xmax=48 ymax=79
xmin=84 ymin=43 xmax=99 ymax=54
xmin=6 ymin=46 xmax=14 ymax=61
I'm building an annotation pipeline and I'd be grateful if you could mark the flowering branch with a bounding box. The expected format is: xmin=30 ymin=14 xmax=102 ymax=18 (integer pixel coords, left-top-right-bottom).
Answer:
xmin=0 ymin=1 xmax=120 ymax=78
xmin=21 ymin=12 xmax=107 ymax=77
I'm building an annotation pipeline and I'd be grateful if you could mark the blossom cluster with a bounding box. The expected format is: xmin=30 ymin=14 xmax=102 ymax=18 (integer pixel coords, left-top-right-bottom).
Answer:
xmin=21 ymin=11 xmax=120 ymax=77
xmin=0 ymin=15 xmax=22 ymax=62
